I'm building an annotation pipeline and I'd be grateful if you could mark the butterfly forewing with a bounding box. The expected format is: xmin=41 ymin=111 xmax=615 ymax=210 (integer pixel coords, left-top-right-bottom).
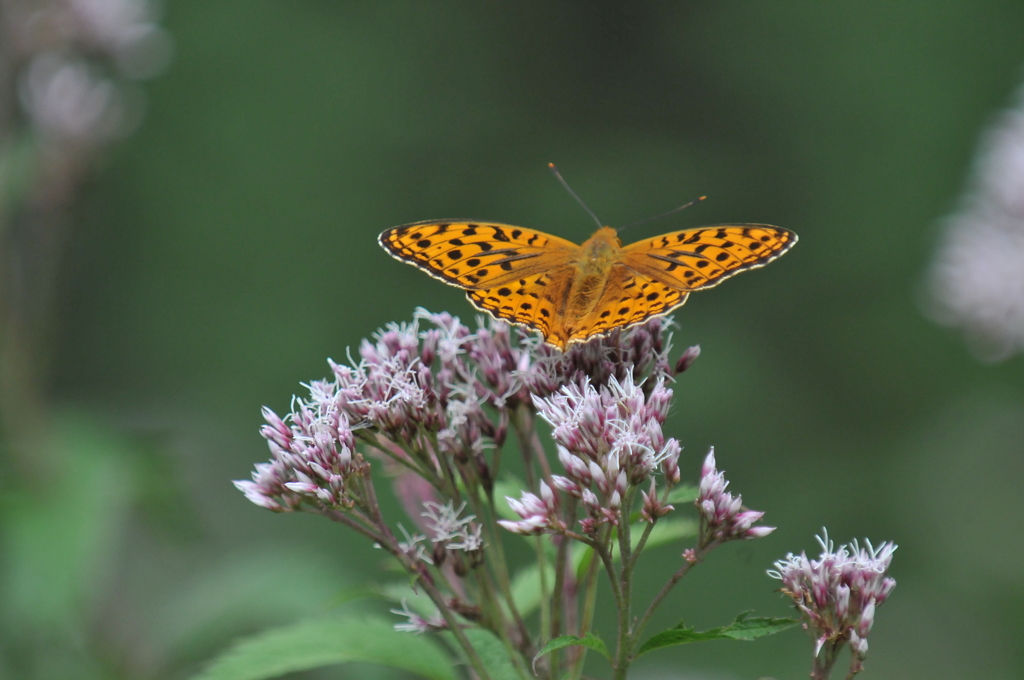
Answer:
xmin=621 ymin=224 xmax=796 ymax=291
xmin=379 ymin=220 xmax=578 ymax=290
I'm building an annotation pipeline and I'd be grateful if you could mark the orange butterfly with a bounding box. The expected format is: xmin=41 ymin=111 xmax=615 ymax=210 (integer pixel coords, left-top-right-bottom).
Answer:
xmin=379 ymin=217 xmax=796 ymax=351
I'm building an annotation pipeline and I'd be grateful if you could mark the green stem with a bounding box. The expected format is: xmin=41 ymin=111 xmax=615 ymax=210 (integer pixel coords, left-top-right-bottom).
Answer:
xmin=548 ymin=498 xmax=576 ymax=677
xmin=491 ymin=411 xmax=508 ymax=479
xmin=323 ymin=506 xmax=492 ymax=680
xmin=357 ymin=431 xmax=441 ymax=487
xmin=536 ymin=534 xmax=551 ymax=650
xmin=568 ymin=541 xmax=603 ymax=680
xmin=811 ymin=638 xmax=842 ymax=680
xmin=426 ymin=432 xmax=465 ymax=502
xmin=629 ymin=519 xmax=657 ymax=570
xmin=611 ymin=488 xmax=638 ymax=679
xmin=420 ymin=571 xmax=494 ymax=680
xmin=512 ymin=405 xmax=539 ymax=489
xmin=475 ymin=563 xmax=532 ymax=680
xmin=629 ymin=540 xmax=715 ymax=652
xmin=460 ymin=467 xmax=533 ymax=677
xmin=485 ymin=486 xmax=534 ymax=656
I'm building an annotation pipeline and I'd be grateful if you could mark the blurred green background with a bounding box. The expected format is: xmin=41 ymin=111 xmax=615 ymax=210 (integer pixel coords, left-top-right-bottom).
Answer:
xmin=3 ymin=1 xmax=1024 ymax=679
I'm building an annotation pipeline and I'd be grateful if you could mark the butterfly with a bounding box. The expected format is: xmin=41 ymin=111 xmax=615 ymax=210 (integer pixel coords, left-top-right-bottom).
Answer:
xmin=379 ymin=220 xmax=796 ymax=351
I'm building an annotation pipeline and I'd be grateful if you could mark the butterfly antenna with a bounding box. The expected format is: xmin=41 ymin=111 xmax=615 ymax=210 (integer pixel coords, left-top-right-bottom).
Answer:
xmin=617 ymin=195 xmax=708 ymax=233
xmin=548 ymin=163 xmax=604 ymax=229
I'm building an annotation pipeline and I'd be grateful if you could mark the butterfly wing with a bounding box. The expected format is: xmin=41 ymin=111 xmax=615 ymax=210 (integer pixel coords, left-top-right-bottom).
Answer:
xmin=564 ymin=265 xmax=690 ymax=346
xmin=466 ymin=267 xmax=575 ymax=347
xmin=379 ymin=220 xmax=578 ymax=290
xmin=621 ymin=224 xmax=796 ymax=291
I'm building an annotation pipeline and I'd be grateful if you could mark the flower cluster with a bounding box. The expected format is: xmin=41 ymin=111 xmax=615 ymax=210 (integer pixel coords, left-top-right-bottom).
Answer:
xmin=234 ymin=307 xmax=896 ymax=679
xmin=238 ymin=310 xmax=684 ymax=522
xmin=696 ymin=448 xmax=774 ymax=544
xmin=519 ymin=317 xmax=677 ymax=399
xmin=769 ymin=530 xmax=897 ymax=675
xmin=421 ymin=500 xmax=484 ymax=571
xmin=500 ymin=374 xmax=682 ymax=535
xmin=234 ymin=399 xmax=365 ymax=513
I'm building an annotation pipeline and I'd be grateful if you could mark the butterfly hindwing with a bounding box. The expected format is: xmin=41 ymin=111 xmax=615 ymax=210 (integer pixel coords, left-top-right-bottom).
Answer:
xmin=466 ymin=268 xmax=574 ymax=341
xmin=621 ymin=224 xmax=796 ymax=291
xmin=379 ymin=220 xmax=577 ymax=290
xmin=566 ymin=266 xmax=689 ymax=345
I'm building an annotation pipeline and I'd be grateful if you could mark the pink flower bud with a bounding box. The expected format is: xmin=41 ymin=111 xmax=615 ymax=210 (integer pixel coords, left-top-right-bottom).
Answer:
xmin=849 ymin=630 xmax=868 ymax=658
xmin=877 ymin=577 xmax=896 ymax=604
xmin=858 ymin=600 xmax=875 ymax=636
xmin=551 ymin=475 xmax=582 ymax=497
xmin=589 ymin=461 xmax=609 ymax=493
xmin=745 ymin=525 xmax=776 ymax=539
xmin=835 ymin=584 xmax=851 ymax=620
xmin=701 ymin=447 xmax=717 ymax=479
xmin=539 ymin=481 xmax=557 ymax=511
xmin=674 ymin=344 xmax=701 ymax=374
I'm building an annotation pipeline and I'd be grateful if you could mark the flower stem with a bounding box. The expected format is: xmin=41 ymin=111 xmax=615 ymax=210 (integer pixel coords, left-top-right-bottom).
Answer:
xmin=484 ymin=487 xmax=533 ymax=656
xmin=630 ymin=540 xmax=713 ymax=654
xmin=419 ymin=571 xmax=494 ymax=680
xmin=358 ymin=431 xmax=441 ymax=487
xmin=629 ymin=519 xmax=657 ymax=571
xmin=611 ymin=488 xmax=638 ymax=680
xmin=536 ymin=534 xmax=551 ymax=649
xmin=547 ymin=498 xmax=576 ymax=677
xmin=568 ymin=542 xmax=603 ymax=680
xmin=323 ymin=506 xmax=493 ymax=680
xmin=812 ymin=639 xmax=843 ymax=680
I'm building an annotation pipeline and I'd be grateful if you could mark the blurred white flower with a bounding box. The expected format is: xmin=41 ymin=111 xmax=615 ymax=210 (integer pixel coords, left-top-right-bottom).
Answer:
xmin=7 ymin=0 xmax=171 ymax=147
xmin=928 ymin=86 xmax=1024 ymax=360
xmin=67 ymin=0 xmax=173 ymax=78
xmin=19 ymin=52 xmax=123 ymax=142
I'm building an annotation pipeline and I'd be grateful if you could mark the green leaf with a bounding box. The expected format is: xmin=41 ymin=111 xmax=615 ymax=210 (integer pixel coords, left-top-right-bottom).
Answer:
xmin=509 ymin=563 xmax=556 ymax=617
xmin=665 ymin=484 xmax=699 ymax=505
xmin=533 ymin=632 xmax=611 ymax=671
xmin=2 ymin=414 xmax=139 ymax=632
xmin=635 ymin=612 xmax=800 ymax=657
xmin=153 ymin=550 xmax=358 ymax=662
xmin=458 ymin=629 xmax=524 ymax=680
xmin=573 ymin=545 xmax=595 ymax=581
xmin=191 ymin=616 xmax=456 ymax=680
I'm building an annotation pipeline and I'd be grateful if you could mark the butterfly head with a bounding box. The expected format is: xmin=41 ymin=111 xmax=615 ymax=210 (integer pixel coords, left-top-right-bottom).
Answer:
xmin=594 ymin=225 xmax=621 ymax=241
xmin=577 ymin=226 xmax=624 ymax=270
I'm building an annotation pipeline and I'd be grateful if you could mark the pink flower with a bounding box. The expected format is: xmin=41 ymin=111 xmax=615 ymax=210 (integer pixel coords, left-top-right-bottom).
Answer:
xmin=696 ymin=448 xmax=774 ymax=542
xmin=768 ymin=529 xmax=897 ymax=669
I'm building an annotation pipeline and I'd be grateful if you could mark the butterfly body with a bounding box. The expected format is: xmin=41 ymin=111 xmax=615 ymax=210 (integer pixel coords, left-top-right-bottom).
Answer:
xmin=566 ymin=226 xmax=622 ymax=319
xmin=379 ymin=219 xmax=796 ymax=351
